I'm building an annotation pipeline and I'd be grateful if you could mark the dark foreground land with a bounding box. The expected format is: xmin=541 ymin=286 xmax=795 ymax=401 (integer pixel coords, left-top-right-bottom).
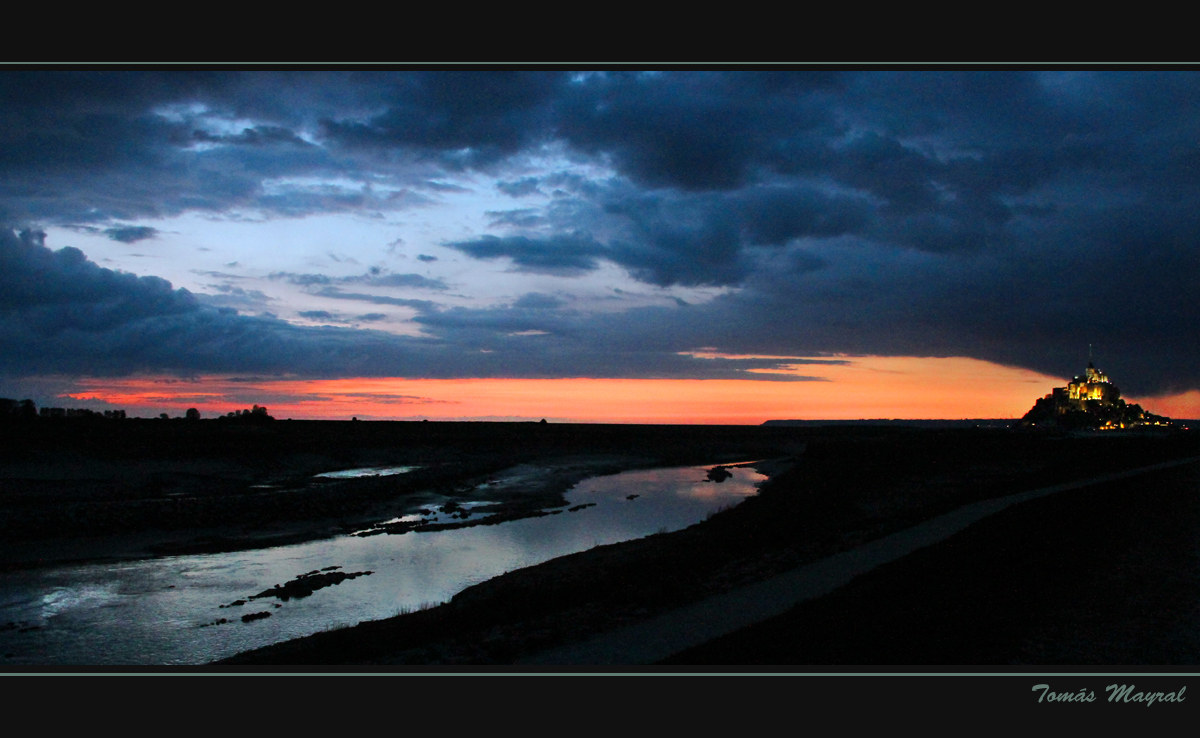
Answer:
xmin=5 ymin=417 xmax=1198 ymax=665
xmin=216 ymin=425 xmax=1200 ymax=666
xmin=663 ymin=458 xmax=1200 ymax=665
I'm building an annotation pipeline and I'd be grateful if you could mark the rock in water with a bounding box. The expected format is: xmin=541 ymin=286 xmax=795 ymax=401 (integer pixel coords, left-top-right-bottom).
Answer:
xmin=706 ymin=466 xmax=733 ymax=483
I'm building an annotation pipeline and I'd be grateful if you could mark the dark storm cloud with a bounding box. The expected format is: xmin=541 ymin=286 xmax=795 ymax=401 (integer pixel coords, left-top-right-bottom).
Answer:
xmin=0 ymin=228 xmax=804 ymax=381
xmin=0 ymin=229 xmax=193 ymax=332
xmin=318 ymin=72 xmax=561 ymax=168
xmin=596 ymin=234 xmax=1200 ymax=396
xmin=497 ymin=177 xmax=543 ymax=197
xmin=104 ymin=225 xmax=159 ymax=243
xmin=0 ymin=72 xmax=221 ymax=175
xmin=473 ymin=183 xmax=848 ymax=286
xmin=191 ymin=270 xmax=246 ymax=280
xmin=193 ymin=284 xmax=273 ymax=311
xmin=3 ymin=71 xmax=1200 ymax=394
xmin=308 ymin=288 xmax=438 ymax=311
xmin=551 ymin=71 xmax=843 ymax=191
xmin=361 ymin=273 xmax=447 ymax=289
xmin=594 ymin=184 xmax=858 ymax=286
xmin=513 ymin=293 xmax=566 ymax=310
xmin=404 ymin=297 xmax=829 ymax=381
xmin=0 ymin=71 xmax=392 ymax=224
xmin=191 ymin=125 xmax=313 ymax=148
xmin=486 ymin=209 xmax=544 ymax=228
xmin=268 ymin=270 xmax=447 ymax=290
xmin=445 ymin=234 xmax=607 ymax=275
xmin=0 ymin=228 xmax=419 ymax=376
xmin=269 ymin=272 xmax=334 ymax=286
xmin=297 ymin=309 xmax=387 ymax=324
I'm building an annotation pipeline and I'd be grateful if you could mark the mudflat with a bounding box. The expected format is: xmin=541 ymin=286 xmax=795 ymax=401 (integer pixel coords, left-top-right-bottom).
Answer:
xmin=0 ymin=419 xmax=805 ymax=569
xmin=218 ymin=426 xmax=1200 ymax=665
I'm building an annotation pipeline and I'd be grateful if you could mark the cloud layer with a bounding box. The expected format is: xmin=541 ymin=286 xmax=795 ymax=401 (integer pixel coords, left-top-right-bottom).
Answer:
xmin=0 ymin=227 xmax=815 ymax=381
xmin=2 ymin=71 xmax=1199 ymax=395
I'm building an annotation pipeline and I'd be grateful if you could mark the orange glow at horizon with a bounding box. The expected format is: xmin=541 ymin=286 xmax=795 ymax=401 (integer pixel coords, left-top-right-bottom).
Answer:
xmin=1125 ymin=389 xmax=1200 ymax=420
xmin=55 ymin=355 xmax=1175 ymax=424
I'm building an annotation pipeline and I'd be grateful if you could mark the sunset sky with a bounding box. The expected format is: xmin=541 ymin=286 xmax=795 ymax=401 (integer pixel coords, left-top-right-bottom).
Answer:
xmin=2 ymin=70 xmax=1198 ymax=422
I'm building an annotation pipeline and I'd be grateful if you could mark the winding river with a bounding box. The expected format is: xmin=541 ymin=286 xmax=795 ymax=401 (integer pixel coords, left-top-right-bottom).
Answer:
xmin=0 ymin=462 xmax=765 ymax=665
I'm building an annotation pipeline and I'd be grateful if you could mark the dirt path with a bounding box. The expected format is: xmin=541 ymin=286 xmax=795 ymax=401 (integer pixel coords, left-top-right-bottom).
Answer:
xmin=519 ymin=455 xmax=1200 ymax=665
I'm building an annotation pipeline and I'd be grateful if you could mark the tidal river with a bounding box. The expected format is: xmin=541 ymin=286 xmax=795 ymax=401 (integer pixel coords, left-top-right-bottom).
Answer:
xmin=0 ymin=463 xmax=765 ymax=665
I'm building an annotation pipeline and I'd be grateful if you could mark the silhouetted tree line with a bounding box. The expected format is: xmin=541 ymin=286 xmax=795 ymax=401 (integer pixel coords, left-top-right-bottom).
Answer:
xmin=0 ymin=398 xmax=273 ymax=423
xmin=0 ymin=398 xmax=38 ymax=420
xmin=0 ymin=397 xmax=125 ymax=421
xmin=214 ymin=404 xmax=275 ymax=423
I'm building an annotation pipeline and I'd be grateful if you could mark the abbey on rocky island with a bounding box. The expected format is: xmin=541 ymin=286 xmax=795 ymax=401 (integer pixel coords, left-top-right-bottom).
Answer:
xmin=1017 ymin=361 xmax=1173 ymax=431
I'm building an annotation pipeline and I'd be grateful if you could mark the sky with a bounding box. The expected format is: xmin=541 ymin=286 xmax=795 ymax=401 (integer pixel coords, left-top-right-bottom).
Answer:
xmin=1 ymin=70 xmax=1197 ymax=422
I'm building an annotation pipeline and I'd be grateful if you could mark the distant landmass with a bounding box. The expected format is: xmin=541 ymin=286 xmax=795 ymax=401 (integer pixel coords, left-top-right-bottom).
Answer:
xmin=762 ymin=419 xmax=1014 ymax=428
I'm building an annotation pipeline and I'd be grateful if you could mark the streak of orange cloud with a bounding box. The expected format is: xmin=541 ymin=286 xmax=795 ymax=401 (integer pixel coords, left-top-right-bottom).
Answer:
xmin=60 ymin=356 xmax=1117 ymax=424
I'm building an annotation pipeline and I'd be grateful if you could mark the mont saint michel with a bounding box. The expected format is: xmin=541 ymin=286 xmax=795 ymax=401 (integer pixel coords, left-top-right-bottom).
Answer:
xmin=1018 ymin=360 xmax=1174 ymax=431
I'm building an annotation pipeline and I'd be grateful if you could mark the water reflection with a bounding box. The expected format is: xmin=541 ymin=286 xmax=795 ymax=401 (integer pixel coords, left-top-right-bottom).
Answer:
xmin=0 ymin=463 xmax=764 ymax=665
xmin=314 ymin=465 xmax=421 ymax=479
xmin=369 ymin=500 xmax=500 ymax=530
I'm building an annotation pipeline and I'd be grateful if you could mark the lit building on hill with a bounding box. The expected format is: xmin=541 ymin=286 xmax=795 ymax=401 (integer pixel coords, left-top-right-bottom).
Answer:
xmin=1063 ymin=362 xmax=1120 ymax=402
xmin=1018 ymin=360 xmax=1172 ymax=431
